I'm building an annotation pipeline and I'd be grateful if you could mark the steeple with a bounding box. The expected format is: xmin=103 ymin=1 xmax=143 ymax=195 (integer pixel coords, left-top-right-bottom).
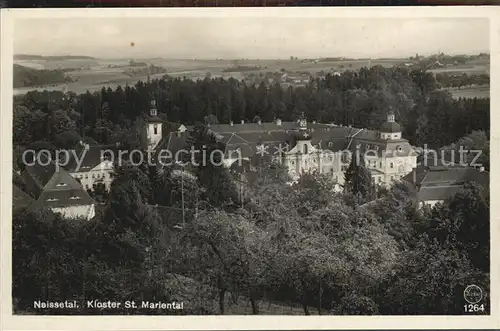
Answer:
xmin=298 ymin=112 xmax=307 ymax=129
xmin=387 ymin=111 xmax=395 ymax=123
xmin=150 ymin=99 xmax=158 ymax=117
xmin=380 ymin=110 xmax=401 ymax=140
xmin=146 ymin=98 xmax=163 ymax=150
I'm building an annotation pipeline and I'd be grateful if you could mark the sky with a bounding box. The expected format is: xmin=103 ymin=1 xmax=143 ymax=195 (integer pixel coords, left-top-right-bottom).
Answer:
xmin=14 ymin=17 xmax=489 ymax=59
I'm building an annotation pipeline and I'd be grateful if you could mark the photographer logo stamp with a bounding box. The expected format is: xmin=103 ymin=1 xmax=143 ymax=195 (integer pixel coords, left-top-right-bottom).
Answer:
xmin=463 ymin=285 xmax=483 ymax=304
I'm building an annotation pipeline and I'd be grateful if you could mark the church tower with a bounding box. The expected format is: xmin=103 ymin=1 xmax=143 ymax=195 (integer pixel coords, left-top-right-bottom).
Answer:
xmin=146 ymin=99 xmax=163 ymax=150
xmin=380 ymin=111 xmax=402 ymax=140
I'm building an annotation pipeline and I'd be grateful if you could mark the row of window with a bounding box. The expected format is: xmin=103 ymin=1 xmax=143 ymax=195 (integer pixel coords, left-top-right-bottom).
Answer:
xmin=73 ymin=172 xmax=109 ymax=180
xmin=46 ymin=196 xmax=81 ymax=202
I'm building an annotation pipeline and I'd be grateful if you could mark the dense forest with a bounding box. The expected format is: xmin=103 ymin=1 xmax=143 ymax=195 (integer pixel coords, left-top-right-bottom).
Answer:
xmin=13 ymin=64 xmax=73 ymax=88
xmin=12 ymin=65 xmax=491 ymax=315
xmin=13 ymin=66 xmax=489 ymax=149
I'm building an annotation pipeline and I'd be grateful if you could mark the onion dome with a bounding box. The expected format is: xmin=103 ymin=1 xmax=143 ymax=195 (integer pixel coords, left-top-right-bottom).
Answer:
xmin=380 ymin=111 xmax=401 ymax=133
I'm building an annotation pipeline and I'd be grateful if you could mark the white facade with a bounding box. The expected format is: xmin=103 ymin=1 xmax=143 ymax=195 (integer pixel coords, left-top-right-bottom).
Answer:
xmin=418 ymin=200 xmax=442 ymax=208
xmin=148 ymin=122 xmax=163 ymax=150
xmin=52 ymin=204 xmax=96 ymax=221
xmin=381 ymin=132 xmax=402 ymax=140
xmin=71 ymin=159 xmax=114 ymax=191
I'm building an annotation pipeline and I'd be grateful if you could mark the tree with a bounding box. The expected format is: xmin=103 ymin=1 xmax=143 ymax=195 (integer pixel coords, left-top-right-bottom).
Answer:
xmin=111 ymin=162 xmax=151 ymax=204
xmin=425 ymin=182 xmax=489 ymax=272
xmin=331 ymin=292 xmax=379 ymax=315
xmin=343 ymin=154 xmax=376 ymax=203
xmin=380 ymin=236 xmax=489 ymax=315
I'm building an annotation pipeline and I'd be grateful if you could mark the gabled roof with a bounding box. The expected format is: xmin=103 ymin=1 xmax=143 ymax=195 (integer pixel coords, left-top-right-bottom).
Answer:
xmin=23 ymin=153 xmax=95 ymax=209
xmin=403 ymin=165 xmax=489 ymax=202
xmin=65 ymin=144 xmax=118 ymax=173
xmin=36 ymin=187 xmax=95 ymax=209
xmin=417 ymin=185 xmax=465 ymax=202
xmin=24 ymin=153 xmax=57 ymax=189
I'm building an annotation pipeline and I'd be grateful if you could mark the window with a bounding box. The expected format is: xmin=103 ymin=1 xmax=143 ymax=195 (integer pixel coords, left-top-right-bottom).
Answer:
xmin=378 ymin=177 xmax=382 ymax=182
xmin=154 ymin=124 xmax=158 ymax=135
xmin=85 ymin=185 xmax=89 ymax=189
xmin=390 ymin=162 xmax=394 ymax=168
xmin=303 ymin=144 xmax=308 ymax=154
xmin=70 ymin=196 xmax=81 ymax=200
xmin=328 ymin=142 xmax=333 ymax=147
xmin=46 ymin=198 xmax=58 ymax=202
xmin=341 ymin=165 xmax=348 ymax=172
xmin=56 ymin=183 xmax=67 ymax=187
xmin=391 ymin=176 xmax=394 ymax=181
xmin=379 ymin=162 xmax=382 ymax=168
xmin=85 ymin=174 xmax=88 ymax=179
xmin=330 ymin=168 xmax=334 ymax=176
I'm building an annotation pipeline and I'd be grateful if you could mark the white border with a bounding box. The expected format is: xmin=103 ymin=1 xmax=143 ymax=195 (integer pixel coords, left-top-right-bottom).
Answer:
xmin=1 ymin=7 xmax=499 ymax=330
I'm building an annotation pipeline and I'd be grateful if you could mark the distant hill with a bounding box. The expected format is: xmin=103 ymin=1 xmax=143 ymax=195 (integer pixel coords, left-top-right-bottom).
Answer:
xmin=14 ymin=54 xmax=96 ymax=61
xmin=13 ymin=64 xmax=73 ymax=88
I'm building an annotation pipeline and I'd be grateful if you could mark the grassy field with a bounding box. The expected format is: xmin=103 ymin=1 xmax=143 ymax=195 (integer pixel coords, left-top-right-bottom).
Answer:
xmin=445 ymin=85 xmax=490 ymax=99
xmin=429 ymin=64 xmax=489 ymax=75
xmin=13 ymin=57 xmax=490 ymax=96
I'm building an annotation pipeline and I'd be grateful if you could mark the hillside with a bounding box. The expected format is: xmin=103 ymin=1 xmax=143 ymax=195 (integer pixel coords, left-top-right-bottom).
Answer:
xmin=14 ymin=54 xmax=96 ymax=61
xmin=13 ymin=64 xmax=73 ymax=88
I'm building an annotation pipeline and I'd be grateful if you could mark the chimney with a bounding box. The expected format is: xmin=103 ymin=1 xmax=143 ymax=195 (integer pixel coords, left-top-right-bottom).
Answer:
xmin=241 ymin=120 xmax=245 ymax=124
xmin=230 ymin=120 xmax=234 ymax=126
xmin=257 ymin=119 xmax=262 ymax=125
xmin=276 ymin=118 xmax=282 ymax=126
xmin=479 ymin=166 xmax=485 ymax=172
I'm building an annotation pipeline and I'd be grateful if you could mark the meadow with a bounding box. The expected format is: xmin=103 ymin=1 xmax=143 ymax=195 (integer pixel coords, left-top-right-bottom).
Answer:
xmin=13 ymin=57 xmax=490 ymax=98
xmin=446 ymin=85 xmax=490 ymax=99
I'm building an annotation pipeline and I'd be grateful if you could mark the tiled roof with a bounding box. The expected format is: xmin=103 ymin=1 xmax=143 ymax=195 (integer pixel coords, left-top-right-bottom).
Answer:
xmin=36 ymin=187 xmax=95 ymax=209
xmin=380 ymin=121 xmax=401 ymax=133
xmin=24 ymin=153 xmax=57 ymax=189
xmin=207 ymin=121 xmax=299 ymax=133
xmin=65 ymin=144 xmax=118 ymax=173
xmin=13 ymin=185 xmax=35 ymax=210
xmin=153 ymin=121 xmax=415 ymax=164
xmin=404 ymin=165 xmax=489 ymax=202
xmin=23 ymin=154 xmax=95 ymax=209
xmin=417 ymin=185 xmax=465 ymax=202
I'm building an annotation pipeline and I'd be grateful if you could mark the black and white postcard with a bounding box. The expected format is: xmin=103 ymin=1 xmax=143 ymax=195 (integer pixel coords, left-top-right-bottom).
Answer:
xmin=1 ymin=6 xmax=498 ymax=330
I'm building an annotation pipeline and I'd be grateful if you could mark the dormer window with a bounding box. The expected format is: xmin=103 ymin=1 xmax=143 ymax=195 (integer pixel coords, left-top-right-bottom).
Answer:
xmin=56 ymin=183 xmax=67 ymax=187
xmin=46 ymin=198 xmax=59 ymax=202
xmin=70 ymin=196 xmax=81 ymax=200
